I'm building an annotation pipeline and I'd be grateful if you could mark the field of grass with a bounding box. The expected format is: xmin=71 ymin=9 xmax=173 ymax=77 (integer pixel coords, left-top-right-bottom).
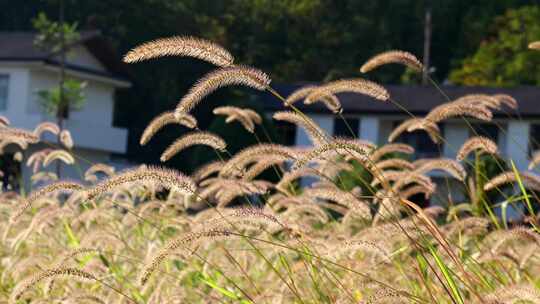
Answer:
xmin=1 ymin=38 xmax=540 ymax=303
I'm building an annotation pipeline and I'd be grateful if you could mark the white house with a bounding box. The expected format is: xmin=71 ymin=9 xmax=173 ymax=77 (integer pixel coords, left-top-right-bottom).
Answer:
xmin=260 ymin=84 xmax=540 ymax=205
xmin=0 ymin=31 xmax=131 ymax=189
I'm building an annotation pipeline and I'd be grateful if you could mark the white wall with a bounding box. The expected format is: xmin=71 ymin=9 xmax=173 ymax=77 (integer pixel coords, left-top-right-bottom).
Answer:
xmin=443 ymin=123 xmax=469 ymax=158
xmin=66 ymin=45 xmax=107 ymax=72
xmin=295 ymin=114 xmax=334 ymax=146
xmin=506 ymin=121 xmax=530 ymax=171
xmin=29 ymin=69 xmax=115 ymax=127
xmin=359 ymin=116 xmax=380 ymax=145
xmin=0 ymin=46 xmax=131 ymax=189
xmin=0 ymin=61 xmax=128 ymax=154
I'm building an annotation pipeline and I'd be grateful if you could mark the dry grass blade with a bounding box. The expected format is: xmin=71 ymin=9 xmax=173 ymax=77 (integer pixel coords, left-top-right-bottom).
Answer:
xmin=123 ymin=36 xmax=234 ymax=66
xmin=360 ymin=50 xmax=423 ymax=73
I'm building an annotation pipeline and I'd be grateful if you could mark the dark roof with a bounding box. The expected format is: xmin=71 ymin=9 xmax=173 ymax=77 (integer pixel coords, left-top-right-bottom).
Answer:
xmin=0 ymin=31 xmax=130 ymax=82
xmin=260 ymin=83 xmax=540 ymax=117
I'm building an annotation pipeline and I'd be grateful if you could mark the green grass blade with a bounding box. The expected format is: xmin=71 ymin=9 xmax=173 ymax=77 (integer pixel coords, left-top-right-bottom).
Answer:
xmin=428 ymin=245 xmax=464 ymax=304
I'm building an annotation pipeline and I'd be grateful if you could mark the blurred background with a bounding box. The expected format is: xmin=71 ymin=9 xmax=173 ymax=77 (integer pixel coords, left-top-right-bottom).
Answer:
xmin=1 ymin=0 xmax=540 ymax=181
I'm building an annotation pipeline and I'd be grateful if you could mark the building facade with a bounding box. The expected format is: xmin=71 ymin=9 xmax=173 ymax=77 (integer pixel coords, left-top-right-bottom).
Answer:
xmin=0 ymin=32 xmax=131 ymax=189
xmin=260 ymin=84 xmax=540 ymax=205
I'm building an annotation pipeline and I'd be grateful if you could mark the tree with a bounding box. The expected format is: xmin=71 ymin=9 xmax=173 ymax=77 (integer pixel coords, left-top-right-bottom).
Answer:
xmin=449 ymin=6 xmax=540 ymax=86
xmin=32 ymin=11 xmax=86 ymax=175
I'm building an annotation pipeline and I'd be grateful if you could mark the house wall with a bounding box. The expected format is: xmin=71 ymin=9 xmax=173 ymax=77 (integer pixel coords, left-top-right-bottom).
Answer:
xmin=67 ymin=45 xmax=107 ymax=72
xmin=0 ymin=45 xmax=132 ymax=189
xmin=0 ymin=63 xmax=127 ymax=153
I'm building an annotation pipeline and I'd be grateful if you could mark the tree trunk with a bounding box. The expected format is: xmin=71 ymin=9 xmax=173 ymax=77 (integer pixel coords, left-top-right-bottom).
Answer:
xmin=56 ymin=0 xmax=65 ymax=178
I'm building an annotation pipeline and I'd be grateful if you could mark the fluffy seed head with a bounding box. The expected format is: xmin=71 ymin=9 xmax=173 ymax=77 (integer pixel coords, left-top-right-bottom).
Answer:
xmin=284 ymin=85 xmax=316 ymax=106
xmin=140 ymin=111 xmax=197 ymax=146
xmin=139 ymin=228 xmax=233 ymax=285
xmin=221 ymin=144 xmax=297 ymax=177
xmin=529 ymin=150 xmax=540 ymax=170
xmin=33 ymin=122 xmax=60 ymax=137
xmin=414 ymin=158 xmax=466 ymax=181
xmin=84 ymin=163 xmax=116 ymax=182
xmin=484 ymin=171 xmax=540 ymax=192
xmin=305 ymin=78 xmax=389 ymax=103
xmin=0 ymin=115 xmax=10 ymax=126
xmin=360 ymin=50 xmax=423 ymax=73
xmin=10 ymin=181 xmax=84 ymax=222
xmin=60 ymin=129 xmax=74 ymax=149
xmin=492 ymin=94 xmax=518 ymax=109
xmin=529 ymin=41 xmax=540 ymax=50
xmin=457 ymin=136 xmax=498 ymax=161
xmin=86 ymin=166 xmax=196 ymax=200
xmin=160 ymin=131 xmax=226 ymax=162
xmin=213 ymin=106 xmax=262 ymax=133
xmin=371 ymin=143 xmax=415 ymax=162
xmin=10 ymin=267 xmax=97 ymax=303
xmin=42 ymin=149 xmax=75 ymax=167
xmin=174 ymin=66 xmax=271 ymax=115
xmin=0 ymin=127 xmax=39 ymax=143
xmin=123 ymin=36 xmax=234 ymax=66
xmin=273 ymin=111 xmax=328 ymax=145
xmin=424 ymin=99 xmax=493 ymax=124
xmin=293 ymin=138 xmax=374 ymax=170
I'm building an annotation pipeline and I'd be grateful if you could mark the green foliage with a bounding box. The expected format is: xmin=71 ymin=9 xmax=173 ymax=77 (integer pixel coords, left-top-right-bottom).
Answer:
xmin=32 ymin=12 xmax=80 ymax=53
xmin=450 ymin=6 xmax=540 ymax=86
xmin=36 ymin=79 xmax=86 ymax=117
xmin=32 ymin=12 xmax=86 ymax=119
xmin=336 ymin=159 xmax=373 ymax=194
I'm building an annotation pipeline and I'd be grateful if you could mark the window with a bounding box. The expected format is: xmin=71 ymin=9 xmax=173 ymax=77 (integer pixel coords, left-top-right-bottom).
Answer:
xmin=530 ymin=124 xmax=540 ymax=155
xmin=393 ymin=121 xmax=443 ymax=159
xmin=0 ymin=153 xmax=21 ymax=191
xmin=469 ymin=123 xmax=498 ymax=142
xmin=0 ymin=75 xmax=8 ymax=111
xmin=275 ymin=120 xmax=297 ymax=146
xmin=333 ymin=117 xmax=359 ymax=137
